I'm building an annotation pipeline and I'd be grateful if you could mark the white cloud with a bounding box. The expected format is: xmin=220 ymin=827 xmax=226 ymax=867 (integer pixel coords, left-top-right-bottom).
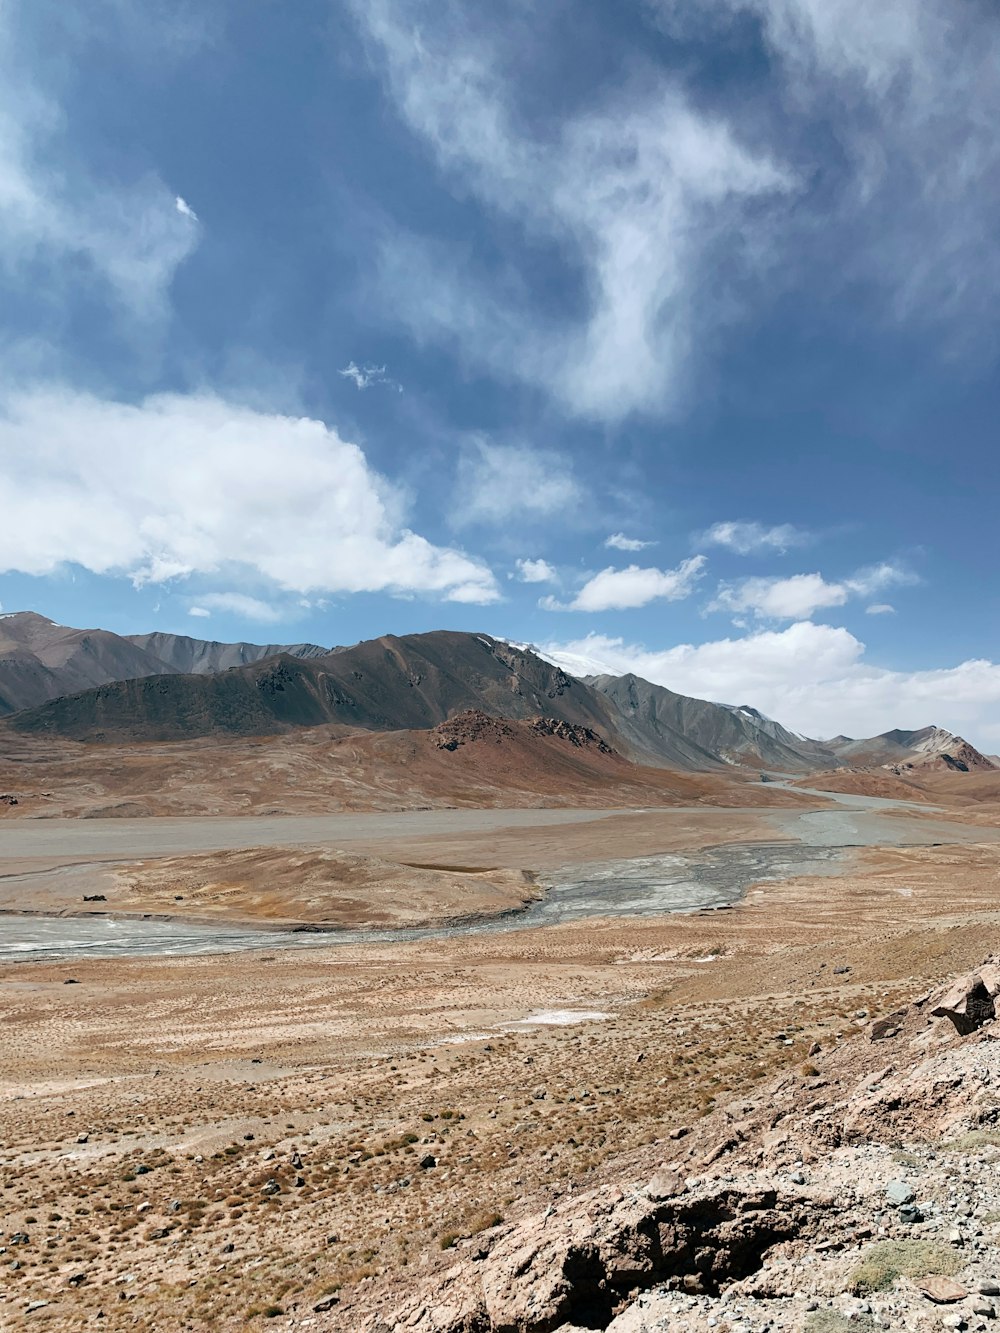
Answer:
xmin=0 ymin=9 xmax=200 ymax=322
xmin=540 ymin=624 xmax=1000 ymax=747
xmin=351 ymin=0 xmax=791 ymax=420
xmin=866 ymin=603 xmax=896 ymax=616
xmin=545 ymin=556 xmax=706 ymax=612
xmin=454 ymin=441 xmax=581 ymax=526
xmin=701 ymin=521 xmax=810 ymax=555
xmin=0 ymin=387 xmax=500 ymax=604
xmin=338 ymin=361 xmax=402 ymax=392
xmin=356 ymin=1 xmax=1000 ymax=419
xmin=515 ymin=558 xmax=557 ymax=584
xmin=174 ymin=195 xmax=198 ymax=222
xmin=188 ymin=592 xmax=284 ymax=623
xmin=654 ymin=0 xmax=1000 ymax=339
xmin=709 ymin=563 xmax=914 ymax=620
xmin=605 ymin=533 xmax=655 ymax=552
xmin=188 ymin=606 xmax=210 ymax=618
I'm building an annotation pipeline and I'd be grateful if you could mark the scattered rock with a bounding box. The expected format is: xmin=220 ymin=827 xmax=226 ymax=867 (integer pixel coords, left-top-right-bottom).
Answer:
xmin=886 ymin=1181 xmax=916 ymax=1206
xmin=419 ymin=1155 xmax=438 ymax=1170
xmin=917 ymin=1276 xmax=969 ymax=1304
xmin=929 ymin=961 xmax=1000 ymax=1035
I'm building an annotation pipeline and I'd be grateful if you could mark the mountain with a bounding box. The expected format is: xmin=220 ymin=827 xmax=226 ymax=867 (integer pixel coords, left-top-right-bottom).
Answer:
xmin=124 ymin=631 xmax=329 ymax=675
xmin=5 ymin=632 xmax=621 ymax=744
xmin=0 ymin=612 xmax=328 ymax=717
xmin=0 ymin=612 xmax=173 ymax=716
xmin=584 ymin=673 xmax=840 ymax=773
xmin=826 ymin=726 xmax=997 ymax=773
xmin=1 ymin=614 xmax=993 ymax=778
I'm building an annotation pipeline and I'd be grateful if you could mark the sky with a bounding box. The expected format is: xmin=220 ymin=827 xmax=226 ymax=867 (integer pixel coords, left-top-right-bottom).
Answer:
xmin=1 ymin=0 xmax=999 ymax=746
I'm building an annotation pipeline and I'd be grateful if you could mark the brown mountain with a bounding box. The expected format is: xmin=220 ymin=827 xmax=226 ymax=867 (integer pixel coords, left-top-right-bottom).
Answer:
xmin=826 ymin=726 xmax=997 ymax=773
xmin=585 ymin=672 xmax=839 ymax=772
xmin=5 ymin=632 xmax=621 ymax=744
xmin=124 ymin=630 xmax=329 ymax=675
xmin=0 ymin=612 xmax=328 ymax=717
xmin=0 ymin=612 xmax=172 ymax=716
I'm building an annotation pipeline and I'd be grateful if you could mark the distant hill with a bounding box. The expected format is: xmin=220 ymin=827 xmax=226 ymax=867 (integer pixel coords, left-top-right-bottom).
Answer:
xmin=0 ymin=612 xmax=172 ymax=716
xmin=1 ymin=613 xmax=993 ymax=778
xmin=124 ymin=631 xmax=329 ymax=675
xmin=585 ymin=673 xmax=840 ymax=772
xmin=0 ymin=612 xmax=327 ymax=717
xmin=826 ymin=726 xmax=997 ymax=773
xmin=5 ymin=632 xmax=620 ymax=744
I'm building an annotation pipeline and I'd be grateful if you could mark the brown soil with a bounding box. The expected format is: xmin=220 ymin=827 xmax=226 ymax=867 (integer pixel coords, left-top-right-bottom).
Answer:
xmin=0 ymin=722 xmax=820 ymax=819
xmin=110 ymin=847 xmax=540 ymax=928
xmin=4 ymin=827 xmax=1000 ymax=1331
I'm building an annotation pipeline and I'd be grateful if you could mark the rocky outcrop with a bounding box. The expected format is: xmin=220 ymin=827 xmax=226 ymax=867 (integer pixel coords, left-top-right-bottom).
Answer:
xmin=375 ymin=1175 xmax=830 ymax=1333
xmin=929 ymin=959 xmax=1000 ymax=1034
xmin=360 ymin=958 xmax=1000 ymax=1333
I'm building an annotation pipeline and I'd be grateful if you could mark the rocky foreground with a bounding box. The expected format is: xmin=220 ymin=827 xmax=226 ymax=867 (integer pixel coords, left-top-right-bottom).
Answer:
xmin=353 ymin=960 xmax=1000 ymax=1333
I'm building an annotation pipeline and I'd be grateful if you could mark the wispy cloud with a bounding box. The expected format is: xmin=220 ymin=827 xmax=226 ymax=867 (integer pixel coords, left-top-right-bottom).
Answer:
xmin=352 ymin=0 xmax=1000 ymax=419
xmin=338 ymin=361 xmax=402 ymax=392
xmin=543 ymin=556 xmax=706 ymax=612
xmin=0 ymin=6 xmax=200 ymax=324
xmin=605 ymin=533 xmax=656 ymax=552
xmin=174 ymin=195 xmax=198 ymax=222
xmin=700 ymin=521 xmax=810 ymax=556
xmin=350 ymin=0 xmax=791 ymax=421
xmin=187 ymin=592 xmax=284 ymax=623
xmin=454 ymin=441 xmax=581 ymax=527
xmin=866 ymin=603 xmax=896 ymax=616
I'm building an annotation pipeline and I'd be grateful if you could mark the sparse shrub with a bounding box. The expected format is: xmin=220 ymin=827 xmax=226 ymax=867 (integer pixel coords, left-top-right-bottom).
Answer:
xmin=850 ymin=1240 xmax=961 ymax=1294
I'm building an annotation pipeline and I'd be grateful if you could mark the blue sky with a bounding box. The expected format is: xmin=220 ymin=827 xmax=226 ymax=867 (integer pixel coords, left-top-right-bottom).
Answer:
xmin=1 ymin=0 xmax=999 ymax=744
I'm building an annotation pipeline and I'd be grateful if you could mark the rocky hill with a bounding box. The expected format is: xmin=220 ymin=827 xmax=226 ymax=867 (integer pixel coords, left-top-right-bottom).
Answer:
xmin=356 ymin=958 xmax=1000 ymax=1333
xmin=124 ymin=630 xmax=328 ymax=675
xmin=587 ymin=672 xmax=840 ymax=771
xmin=0 ymin=612 xmax=326 ymax=716
xmin=4 ymin=633 xmax=619 ymax=744
xmin=0 ymin=613 xmax=993 ymax=777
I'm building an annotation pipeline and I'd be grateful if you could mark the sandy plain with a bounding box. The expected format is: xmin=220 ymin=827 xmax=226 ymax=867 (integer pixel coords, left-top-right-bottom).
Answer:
xmin=1 ymin=780 xmax=999 ymax=1331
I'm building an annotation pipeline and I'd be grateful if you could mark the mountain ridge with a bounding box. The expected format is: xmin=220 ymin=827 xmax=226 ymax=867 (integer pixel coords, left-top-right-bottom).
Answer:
xmin=0 ymin=612 xmax=993 ymax=775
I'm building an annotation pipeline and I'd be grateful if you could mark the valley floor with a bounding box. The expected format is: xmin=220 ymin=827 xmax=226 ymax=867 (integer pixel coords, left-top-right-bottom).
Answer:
xmin=2 ymin=794 xmax=1000 ymax=1331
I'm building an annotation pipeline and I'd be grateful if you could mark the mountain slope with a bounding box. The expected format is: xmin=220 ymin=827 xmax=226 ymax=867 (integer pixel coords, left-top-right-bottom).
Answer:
xmin=124 ymin=631 xmax=328 ymax=675
xmin=0 ymin=612 xmax=331 ymax=716
xmin=827 ymin=726 xmax=997 ymax=773
xmin=0 ymin=613 xmax=172 ymax=716
xmin=5 ymin=633 xmax=622 ymax=744
xmin=585 ymin=673 xmax=840 ymax=773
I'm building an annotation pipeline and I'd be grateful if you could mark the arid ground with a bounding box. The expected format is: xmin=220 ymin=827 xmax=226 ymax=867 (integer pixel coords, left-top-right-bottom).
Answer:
xmin=2 ymin=776 xmax=999 ymax=1331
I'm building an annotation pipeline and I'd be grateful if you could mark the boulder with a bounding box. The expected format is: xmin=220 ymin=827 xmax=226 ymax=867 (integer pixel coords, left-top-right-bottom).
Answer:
xmin=929 ymin=961 xmax=1000 ymax=1035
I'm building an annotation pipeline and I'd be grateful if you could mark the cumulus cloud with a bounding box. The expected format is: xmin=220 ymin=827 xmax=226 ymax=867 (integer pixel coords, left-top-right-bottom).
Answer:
xmin=544 ymin=556 xmax=706 ymax=612
xmin=540 ymin=624 xmax=1000 ymax=747
xmin=515 ymin=558 xmax=557 ymax=584
xmin=188 ymin=606 xmax=210 ymax=618
xmin=709 ymin=563 xmax=914 ymax=620
xmin=700 ymin=521 xmax=810 ymax=555
xmin=338 ymin=361 xmax=402 ymax=392
xmin=605 ymin=533 xmax=656 ymax=552
xmin=866 ymin=603 xmax=896 ymax=616
xmin=0 ymin=7 xmax=200 ymax=322
xmin=351 ymin=0 xmax=791 ymax=420
xmin=454 ymin=441 xmax=581 ymax=526
xmin=0 ymin=387 xmax=500 ymax=604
